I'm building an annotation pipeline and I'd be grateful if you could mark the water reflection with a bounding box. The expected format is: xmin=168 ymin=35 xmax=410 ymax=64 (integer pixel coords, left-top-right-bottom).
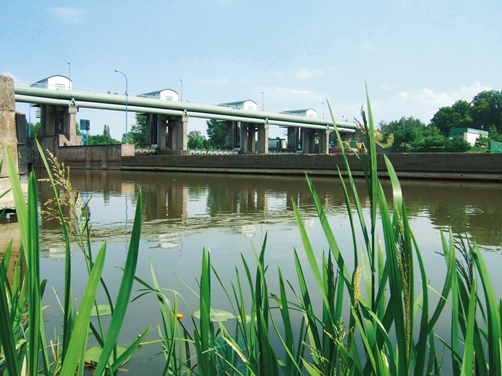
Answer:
xmin=29 ymin=169 xmax=502 ymax=251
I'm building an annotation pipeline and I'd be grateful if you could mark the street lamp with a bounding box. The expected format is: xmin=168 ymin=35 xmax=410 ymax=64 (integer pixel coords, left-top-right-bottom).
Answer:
xmin=180 ymin=79 xmax=183 ymax=101
xmin=261 ymin=92 xmax=264 ymax=111
xmin=115 ymin=69 xmax=129 ymax=144
xmin=322 ymin=102 xmax=324 ymax=118
xmin=67 ymin=62 xmax=71 ymax=89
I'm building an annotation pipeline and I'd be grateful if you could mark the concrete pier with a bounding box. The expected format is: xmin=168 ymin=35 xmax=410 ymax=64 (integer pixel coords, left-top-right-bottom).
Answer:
xmin=0 ymin=76 xmax=21 ymax=210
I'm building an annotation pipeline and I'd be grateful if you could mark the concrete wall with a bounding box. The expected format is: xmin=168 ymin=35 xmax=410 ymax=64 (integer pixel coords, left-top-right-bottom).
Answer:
xmin=121 ymin=152 xmax=502 ymax=180
xmin=0 ymin=76 xmax=20 ymax=209
xmin=32 ymin=141 xmax=135 ymax=170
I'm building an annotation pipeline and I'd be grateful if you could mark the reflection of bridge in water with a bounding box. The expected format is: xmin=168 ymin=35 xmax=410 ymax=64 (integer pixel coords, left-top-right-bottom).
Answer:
xmin=14 ymin=76 xmax=357 ymax=155
xmin=34 ymin=169 xmax=502 ymax=249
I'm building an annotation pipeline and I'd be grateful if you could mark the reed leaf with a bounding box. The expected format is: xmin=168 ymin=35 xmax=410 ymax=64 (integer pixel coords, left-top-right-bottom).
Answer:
xmin=59 ymin=244 xmax=106 ymax=375
xmin=93 ymin=191 xmax=143 ymax=375
xmin=0 ymin=241 xmax=21 ymax=376
xmin=460 ymin=280 xmax=477 ymax=376
xmin=471 ymin=241 xmax=502 ymax=376
xmin=377 ymin=180 xmax=407 ymax=374
xmin=35 ymin=140 xmax=75 ymax=360
xmin=292 ymin=199 xmax=330 ymax=310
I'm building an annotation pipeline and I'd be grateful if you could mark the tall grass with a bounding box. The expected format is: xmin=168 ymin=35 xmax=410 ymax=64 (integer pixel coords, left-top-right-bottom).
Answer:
xmin=0 ymin=140 xmax=148 ymax=375
xmin=1 ymin=91 xmax=501 ymax=375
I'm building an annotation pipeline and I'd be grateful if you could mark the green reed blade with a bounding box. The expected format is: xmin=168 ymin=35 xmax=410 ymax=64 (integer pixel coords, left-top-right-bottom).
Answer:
xmin=94 ymin=191 xmax=143 ymax=376
xmin=276 ymin=267 xmax=296 ymax=374
xmin=110 ymin=327 xmax=151 ymax=374
xmin=351 ymin=305 xmax=378 ymax=373
xmin=450 ymin=270 xmax=461 ymax=376
xmin=377 ymin=181 xmax=407 ymax=374
xmin=26 ymin=172 xmax=46 ymax=376
xmin=292 ymin=199 xmax=330 ymax=311
xmin=0 ymin=244 xmax=21 ymax=375
xmin=471 ymin=242 xmax=502 ymax=376
xmin=35 ymin=140 xmax=74 ymax=359
xmin=60 ymin=244 xmax=106 ymax=376
xmin=460 ymin=281 xmax=477 ymax=376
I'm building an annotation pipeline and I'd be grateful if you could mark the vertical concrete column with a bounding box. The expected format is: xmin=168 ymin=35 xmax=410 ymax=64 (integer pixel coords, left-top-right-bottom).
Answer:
xmin=157 ymin=116 xmax=169 ymax=151
xmin=145 ymin=113 xmax=158 ymax=146
xmin=158 ymin=115 xmax=168 ymax=152
xmin=40 ymin=104 xmax=50 ymax=136
xmin=257 ymin=122 xmax=269 ymax=154
xmin=0 ymin=76 xmax=21 ymax=210
xmin=0 ymin=76 xmax=18 ymax=177
xmin=67 ymin=105 xmax=77 ymax=144
xmin=247 ymin=126 xmax=256 ymax=153
xmin=174 ymin=115 xmax=188 ymax=154
xmin=225 ymin=121 xmax=233 ymax=149
xmin=304 ymin=129 xmax=315 ymax=153
xmin=287 ymin=127 xmax=299 ymax=151
xmin=240 ymin=123 xmax=249 ymax=153
xmin=225 ymin=120 xmax=240 ymax=149
xmin=318 ymin=128 xmax=330 ymax=154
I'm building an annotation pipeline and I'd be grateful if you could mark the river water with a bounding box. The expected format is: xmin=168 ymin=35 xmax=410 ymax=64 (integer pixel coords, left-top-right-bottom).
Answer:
xmin=2 ymin=169 xmax=502 ymax=372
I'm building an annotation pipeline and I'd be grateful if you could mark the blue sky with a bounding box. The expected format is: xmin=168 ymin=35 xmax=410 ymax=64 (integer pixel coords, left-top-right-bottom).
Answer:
xmin=2 ymin=0 xmax=501 ymax=139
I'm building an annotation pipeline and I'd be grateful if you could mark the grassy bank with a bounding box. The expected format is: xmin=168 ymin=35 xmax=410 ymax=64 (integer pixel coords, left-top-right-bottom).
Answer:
xmin=1 ymin=92 xmax=501 ymax=375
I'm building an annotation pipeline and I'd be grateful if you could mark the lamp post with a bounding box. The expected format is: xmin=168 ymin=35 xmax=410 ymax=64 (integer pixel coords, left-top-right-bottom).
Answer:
xmin=67 ymin=62 xmax=71 ymax=89
xmin=180 ymin=79 xmax=183 ymax=101
xmin=115 ymin=69 xmax=129 ymax=144
xmin=322 ymin=102 xmax=324 ymax=118
xmin=261 ymin=92 xmax=264 ymax=111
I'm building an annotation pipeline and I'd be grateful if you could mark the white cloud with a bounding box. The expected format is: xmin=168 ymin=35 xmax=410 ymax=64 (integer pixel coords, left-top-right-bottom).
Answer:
xmin=294 ymin=68 xmax=324 ymax=81
xmin=48 ymin=7 xmax=84 ymax=24
xmin=375 ymin=81 xmax=493 ymax=124
xmin=397 ymin=81 xmax=491 ymax=109
xmin=274 ymin=86 xmax=315 ymax=96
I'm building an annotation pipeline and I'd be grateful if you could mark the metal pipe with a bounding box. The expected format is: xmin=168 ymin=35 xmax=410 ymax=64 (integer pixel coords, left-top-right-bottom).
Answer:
xmin=15 ymin=94 xmax=356 ymax=132
xmin=15 ymin=94 xmax=355 ymax=133
xmin=14 ymin=85 xmax=357 ymax=129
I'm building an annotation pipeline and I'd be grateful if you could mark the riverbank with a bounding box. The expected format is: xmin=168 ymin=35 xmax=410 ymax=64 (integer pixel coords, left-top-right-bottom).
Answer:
xmin=39 ymin=142 xmax=502 ymax=181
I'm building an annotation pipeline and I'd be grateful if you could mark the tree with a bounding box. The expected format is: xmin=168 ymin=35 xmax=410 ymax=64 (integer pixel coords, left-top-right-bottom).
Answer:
xmin=188 ymin=130 xmax=209 ymax=149
xmin=429 ymin=100 xmax=474 ymax=136
xmin=125 ymin=114 xmax=147 ymax=146
xmin=28 ymin=122 xmax=41 ymax=138
xmin=471 ymin=90 xmax=502 ymax=133
xmin=88 ymin=124 xmax=119 ymax=145
xmin=393 ymin=127 xmax=424 ymax=151
xmin=380 ymin=116 xmax=425 ymax=141
xmin=206 ymin=119 xmax=227 ymax=149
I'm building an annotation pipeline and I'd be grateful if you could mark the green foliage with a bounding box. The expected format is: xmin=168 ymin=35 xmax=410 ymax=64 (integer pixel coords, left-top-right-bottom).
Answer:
xmin=475 ymin=135 xmax=490 ymax=148
xmin=206 ymin=119 xmax=227 ymax=149
xmin=0 ymin=141 xmax=147 ymax=375
xmin=380 ymin=116 xmax=425 ymax=136
xmin=488 ymin=125 xmax=502 ymax=142
xmin=430 ymin=100 xmax=474 ymax=136
xmin=187 ymin=130 xmax=210 ymax=149
xmin=125 ymin=114 xmax=147 ymax=146
xmin=89 ymin=125 xmax=120 ymax=145
xmin=27 ymin=121 xmax=41 ymax=138
xmin=471 ymin=90 xmax=502 ymax=133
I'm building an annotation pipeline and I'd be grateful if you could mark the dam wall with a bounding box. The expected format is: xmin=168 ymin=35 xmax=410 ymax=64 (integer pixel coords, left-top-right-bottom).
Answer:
xmin=120 ymin=153 xmax=502 ymax=180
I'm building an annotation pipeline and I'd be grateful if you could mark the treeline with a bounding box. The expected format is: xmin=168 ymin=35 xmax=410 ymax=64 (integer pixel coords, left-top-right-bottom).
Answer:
xmin=379 ymin=89 xmax=502 ymax=152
